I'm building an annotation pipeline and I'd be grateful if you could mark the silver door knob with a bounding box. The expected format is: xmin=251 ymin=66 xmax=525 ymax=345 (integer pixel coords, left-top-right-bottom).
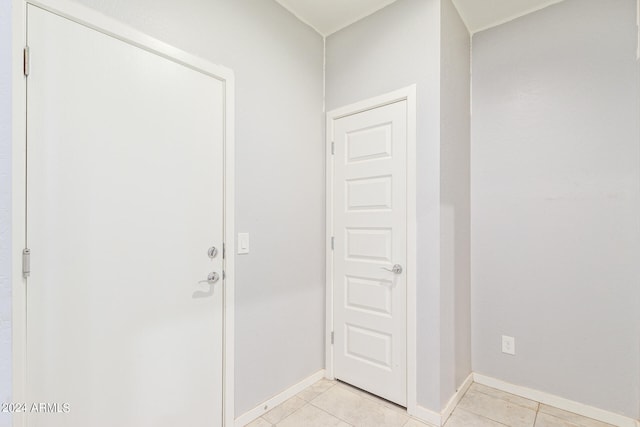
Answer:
xmin=199 ymin=272 xmax=220 ymax=284
xmin=381 ymin=264 xmax=403 ymax=274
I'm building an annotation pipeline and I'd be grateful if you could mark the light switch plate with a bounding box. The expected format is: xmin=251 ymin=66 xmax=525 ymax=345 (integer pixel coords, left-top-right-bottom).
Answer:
xmin=238 ymin=233 xmax=250 ymax=254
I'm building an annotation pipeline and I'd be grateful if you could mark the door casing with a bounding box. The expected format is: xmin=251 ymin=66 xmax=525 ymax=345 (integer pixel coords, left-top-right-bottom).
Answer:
xmin=325 ymin=85 xmax=417 ymax=415
xmin=10 ymin=0 xmax=236 ymax=425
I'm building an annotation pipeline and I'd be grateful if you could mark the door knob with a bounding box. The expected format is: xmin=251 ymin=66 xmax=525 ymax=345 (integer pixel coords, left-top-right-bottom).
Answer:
xmin=381 ymin=264 xmax=403 ymax=274
xmin=199 ymin=272 xmax=220 ymax=284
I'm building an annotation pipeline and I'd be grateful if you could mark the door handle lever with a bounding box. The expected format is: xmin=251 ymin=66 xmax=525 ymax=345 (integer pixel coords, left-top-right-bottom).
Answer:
xmin=381 ymin=264 xmax=403 ymax=274
xmin=198 ymin=272 xmax=220 ymax=284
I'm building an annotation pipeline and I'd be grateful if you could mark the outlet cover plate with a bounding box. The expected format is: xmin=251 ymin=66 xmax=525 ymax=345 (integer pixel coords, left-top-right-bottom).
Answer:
xmin=502 ymin=335 xmax=515 ymax=355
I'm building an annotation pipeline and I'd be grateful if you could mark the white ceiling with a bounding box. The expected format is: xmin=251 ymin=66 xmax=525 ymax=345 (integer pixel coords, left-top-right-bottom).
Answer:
xmin=274 ymin=0 xmax=400 ymax=36
xmin=275 ymin=0 xmax=566 ymax=36
xmin=451 ymin=0 xmax=565 ymax=33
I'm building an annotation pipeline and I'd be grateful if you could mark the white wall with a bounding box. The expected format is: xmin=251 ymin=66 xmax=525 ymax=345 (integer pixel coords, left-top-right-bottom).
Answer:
xmin=0 ymin=0 xmax=325 ymax=419
xmin=471 ymin=0 xmax=640 ymax=418
xmin=0 ymin=0 xmax=12 ymax=426
xmin=439 ymin=0 xmax=471 ymax=406
xmin=326 ymin=0 xmax=471 ymax=412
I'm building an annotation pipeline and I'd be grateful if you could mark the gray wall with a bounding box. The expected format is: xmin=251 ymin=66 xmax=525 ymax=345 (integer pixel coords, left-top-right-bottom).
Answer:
xmin=0 ymin=0 xmax=325 ymax=419
xmin=326 ymin=0 xmax=471 ymax=411
xmin=471 ymin=0 xmax=640 ymax=418
xmin=0 ymin=0 xmax=11 ymax=425
xmin=440 ymin=0 xmax=471 ymax=407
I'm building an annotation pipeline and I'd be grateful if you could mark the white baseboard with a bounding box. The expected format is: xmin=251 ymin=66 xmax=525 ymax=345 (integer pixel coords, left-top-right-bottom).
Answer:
xmin=473 ymin=373 xmax=638 ymax=427
xmin=413 ymin=405 xmax=441 ymax=426
xmin=234 ymin=369 xmax=326 ymax=427
xmin=441 ymin=373 xmax=474 ymax=425
xmin=410 ymin=374 xmax=473 ymax=427
xmin=235 ymin=370 xmax=639 ymax=427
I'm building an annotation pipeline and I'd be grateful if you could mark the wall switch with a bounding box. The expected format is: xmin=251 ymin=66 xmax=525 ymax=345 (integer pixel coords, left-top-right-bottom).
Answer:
xmin=238 ymin=233 xmax=250 ymax=254
xmin=502 ymin=335 xmax=515 ymax=355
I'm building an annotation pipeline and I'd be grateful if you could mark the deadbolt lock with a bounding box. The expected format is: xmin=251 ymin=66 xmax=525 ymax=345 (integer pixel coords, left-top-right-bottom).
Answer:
xmin=208 ymin=246 xmax=218 ymax=258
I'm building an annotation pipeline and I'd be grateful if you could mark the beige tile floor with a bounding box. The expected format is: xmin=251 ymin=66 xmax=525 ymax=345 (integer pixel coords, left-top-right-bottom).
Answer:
xmin=244 ymin=379 xmax=616 ymax=427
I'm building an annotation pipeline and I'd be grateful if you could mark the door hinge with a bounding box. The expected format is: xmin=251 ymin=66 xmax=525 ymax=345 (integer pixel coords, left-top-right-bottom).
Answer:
xmin=331 ymin=236 xmax=334 ymax=250
xmin=23 ymin=46 xmax=30 ymax=77
xmin=222 ymin=270 xmax=226 ymax=280
xmin=331 ymin=141 xmax=335 ymax=155
xmin=222 ymin=243 xmax=225 ymax=259
xmin=331 ymin=331 xmax=334 ymax=345
xmin=22 ymin=248 xmax=31 ymax=278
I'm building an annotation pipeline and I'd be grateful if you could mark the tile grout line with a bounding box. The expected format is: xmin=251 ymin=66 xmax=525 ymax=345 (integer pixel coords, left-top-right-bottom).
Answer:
xmin=454 ymin=407 xmax=517 ymax=427
xmin=458 ymin=389 xmax=537 ymax=427
xmin=313 ymin=381 xmax=422 ymax=426
xmin=308 ymin=400 xmax=356 ymax=426
xmin=267 ymin=380 xmax=615 ymax=427
xmin=270 ymin=405 xmax=298 ymax=426
xmin=537 ymin=409 xmax=614 ymax=427
xmin=309 ymin=383 xmax=397 ymax=427
xmin=335 ymin=381 xmax=408 ymax=414
xmin=298 ymin=382 xmax=356 ymax=426
xmin=472 ymin=386 xmax=613 ymax=427
xmin=471 ymin=387 xmax=540 ymax=412
xmin=311 ymin=384 xmax=423 ymax=427
xmin=261 ymin=395 xmax=308 ymax=425
xmin=298 ymin=385 xmax=337 ymax=403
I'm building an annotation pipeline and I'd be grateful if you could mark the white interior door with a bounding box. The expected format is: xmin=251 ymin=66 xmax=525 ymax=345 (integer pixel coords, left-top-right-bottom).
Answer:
xmin=26 ymin=6 xmax=225 ymax=426
xmin=331 ymin=100 xmax=408 ymax=406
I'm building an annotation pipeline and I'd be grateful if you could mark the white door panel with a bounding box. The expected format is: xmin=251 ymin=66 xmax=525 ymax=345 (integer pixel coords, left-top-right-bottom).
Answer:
xmin=332 ymin=101 xmax=407 ymax=406
xmin=26 ymin=6 xmax=224 ymax=426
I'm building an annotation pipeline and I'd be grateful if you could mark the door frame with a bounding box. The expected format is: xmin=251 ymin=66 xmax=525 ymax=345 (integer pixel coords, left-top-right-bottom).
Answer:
xmin=10 ymin=0 xmax=236 ymax=425
xmin=325 ymin=85 xmax=417 ymax=415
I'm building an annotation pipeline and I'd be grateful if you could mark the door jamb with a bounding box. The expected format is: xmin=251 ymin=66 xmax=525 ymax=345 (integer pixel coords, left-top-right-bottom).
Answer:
xmin=325 ymin=85 xmax=417 ymax=415
xmin=10 ymin=0 xmax=236 ymax=425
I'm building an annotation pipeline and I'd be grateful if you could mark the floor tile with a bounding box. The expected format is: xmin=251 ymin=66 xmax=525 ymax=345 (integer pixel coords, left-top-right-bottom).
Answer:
xmin=470 ymin=383 xmax=539 ymax=411
xmin=276 ymin=404 xmax=351 ymax=427
xmin=444 ymin=408 xmax=508 ymax=427
xmin=534 ymin=412 xmax=581 ymax=427
xmin=311 ymin=384 xmax=410 ymax=427
xmin=245 ymin=417 xmax=273 ymax=427
xmin=538 ymin=405 xmax=615 ymax=427
xmin=335 ymin=381 xmax=407 ymax=413
xmin=404 ymin=417 xmax=437 ymax=427
xmin=297 ymin=378 xmax=337 ymax=402
xmin=457 ymin=388 xmax=537 ymax=427
xmin=262 ymin=396 xmax=306 ymax=424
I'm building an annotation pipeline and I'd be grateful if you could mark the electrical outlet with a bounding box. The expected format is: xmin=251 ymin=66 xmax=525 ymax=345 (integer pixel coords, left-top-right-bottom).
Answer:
xmin=502 ymin=335 xmax=515 ymax=355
